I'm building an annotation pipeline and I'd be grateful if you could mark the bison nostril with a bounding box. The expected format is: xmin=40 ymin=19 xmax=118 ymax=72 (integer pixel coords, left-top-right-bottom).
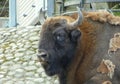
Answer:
xmin=37 ymin=49 xmax=48 ymax=59
xmin=39 ymin=52 xmax=47 ymax=58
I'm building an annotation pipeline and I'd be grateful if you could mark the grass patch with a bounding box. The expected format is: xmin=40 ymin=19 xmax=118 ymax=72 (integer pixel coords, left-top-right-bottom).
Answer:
xmin=113 ymin=12 xmax=120 ymax=16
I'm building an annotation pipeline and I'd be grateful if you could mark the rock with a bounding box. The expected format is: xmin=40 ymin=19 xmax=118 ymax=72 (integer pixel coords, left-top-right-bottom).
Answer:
xmin=0 ymin=48 xmax=4 ymax=54
xmin=14 ymin=53 xmax=24 ymax=57
xmin=16 ymin=81 xmax=25 ymax=84
xmin=31 ymin=55 xmax=38 ymax=60
xmin=15 ymin=69 xmax=24 ymax=73
xmin=14 ymin=58 xmax=20 ymax=62
xmin=9 ymin=28 xmax=17 ymax=32
xmin=25 ymin=50 xmax=35 ymax=55
xmin=34 ymin=74 xmax=39 ymax=77
xmin=4 ymin=81 xmax=14 ymax=84
xmin=16 ymin=42 xmax=24 ymax=48
xmin=21 ymin=33 xmax=28 ymax=37
xmin=36 ymin=68 xmax=44 ymax=73
xmin=16 ymin=48 xmax=26 ymax=52
xmin=41 ymin=72 xmax=47 ymax=77
xmin=2 ymin=61 xmax=14 ymax=66
xmin=8 ymin=71 xmax=15 ymax=76
xmin=14 ymin=73 xmax=24 ymax=78
xmin=9 ymin=43 xmax=17 ymax=49
xmin=25 ymin=72 xmax=35 ymax=77
xmin=29 ymin=36 xmax=39 ymax=41
xmin=28 ymin=61 xmax=35 ymax=65
xmin=5 ymin=54 xmax=14 ymax=60
xmin=0 ymin=75 xmax=4 ymax=78
xmin=24 ymin=66 xmax=37 ymax=71
xmin=10 ymin=64 xmax=22 ymax=70
xmin=0 ymin=59 xmax=4 ymax=64
xmin=32 ymin=45 xmax=38 ymax=49
xmin=25 ymin=81 xmax=35 ymax=84
xmin=23 ymin=56 xmax=31 ymax=61
xmin=54 ymin=79 xmax=59 ymax=84
xmin=34 ymin=78 xmax=44 ymax=83
xmin=22 ymin=62 xmax=28 ymax=66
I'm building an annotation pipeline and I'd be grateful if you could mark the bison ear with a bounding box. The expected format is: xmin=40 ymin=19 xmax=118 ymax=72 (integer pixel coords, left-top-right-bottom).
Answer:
xmin=70 ymin=29 xmax=81 ymax=42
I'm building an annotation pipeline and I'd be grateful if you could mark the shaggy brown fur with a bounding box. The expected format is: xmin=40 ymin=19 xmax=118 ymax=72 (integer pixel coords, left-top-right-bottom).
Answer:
xmin=108 ymin=33 xmax=120 ymax=53
xmin=97 ymin=59 xmax=115 ymax=79
xmin=85 ymin=10 xmax=120 ymax=25
xmin=66 ymin=12 xmax=120 ymax=84
xmin=102 ymin=81 xmax=112 ymax=84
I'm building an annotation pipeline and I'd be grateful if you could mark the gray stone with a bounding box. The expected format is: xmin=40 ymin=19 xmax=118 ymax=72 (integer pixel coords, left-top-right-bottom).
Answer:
xmin=0 ymin=48 xmax=4 ymax=54
xmin=9 ymin=28 xmax=17 ymax=32
xmin=2 ymin=61 xmax=14 ymax=66
xmin=0 ymin=54 xmax=4 ymax=58
xmin=32 ymin=41 xmax=38 ymax=45
xmin=32 ymin=45 xmax=38 ymax=49
xmin=14 ymin=53 xmax=24 ymax=57
xmin=25 ymin=50 xmax=35 ymax=55
xmin=41 ymin=72 xmax=47 ymax=77
xmin=28 ymin=61 xmax=35 ymax=65
xmin=16 ymin=43 xmax=24 ymax=48
xmin=16 ymin=48 xmax=26 ymax=52
xmin=21 ymin=33 xmax=28 ymax=37
xmin=34 ymin=78 xmax=44 ymax=83
xmin=15 ymin=69 xmax=24 ymax=73
xmin=16 ymin=81 xmax=25 ymax=84
xmin=24 ymin=44 xmax=31 ymax=49
xmin=14 ymin=73 xmax=24 ymax=78
xmin=14 ymin=58 xmax=20 ymax=62
xmin=54 ymin=79 xmax=59 ymax=84
xmin=35 ymin=62 xmax=41 ymax=67
xmin=25 ymin=72 xmax=35 ymax=77
xmin=37 ymin=68 xmax=44 ymax=73
xmin=25 ymin=81 xmax=34 ymax=84
xmin=4 ymin=32 xmax=11 ymax=36
xmin=22 ymin=62 xmax=28 ymax=66
xmin=0 ymin=71 xmax=6 ymax=74
xmin=29 ymin=36 xmax=39 ymax=41
xmin=6 ymin=55 xmax=14 ymax=60
xmin=24 ymin=66 xmax=37 ymax=71
xmin=34 ymin=74 xmax=39 ymax=77
xmin=0 ymin=74 xmax=4 ymax=78
xmin=31 ymin=55 xmax=38 ymax=60
xmin=0 ymin=59 xmax=4 ymax=64
xmin=10 ymin=64 xmax=22 ymax=70
xmin=8 ymin=71 xmax=15 ymax=76
xmin=23 ymin=55 xmax=31 ymax=61
xmin=10 ymin=43 xmax=17 ymax=49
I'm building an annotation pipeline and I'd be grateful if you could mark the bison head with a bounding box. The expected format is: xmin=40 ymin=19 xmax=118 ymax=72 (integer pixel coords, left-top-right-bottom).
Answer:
xmin=37 ymin=7 xmax=83 ymax=76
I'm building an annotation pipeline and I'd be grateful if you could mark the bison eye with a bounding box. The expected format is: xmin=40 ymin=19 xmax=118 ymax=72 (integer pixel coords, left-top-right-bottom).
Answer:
xmin=56 ymin=34 xmax=65 ymax=42
xmin=53 ymin=28 xmax=67 ymax=45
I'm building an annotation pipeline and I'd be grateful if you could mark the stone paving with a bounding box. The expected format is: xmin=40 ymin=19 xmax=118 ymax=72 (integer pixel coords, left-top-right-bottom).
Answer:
xmin=0 ymin=26 xmax=58 ymax=84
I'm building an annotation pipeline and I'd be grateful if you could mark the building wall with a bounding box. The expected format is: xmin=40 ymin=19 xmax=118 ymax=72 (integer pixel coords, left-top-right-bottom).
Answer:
xmin=16 ymin=0 xmax=47 ymax=27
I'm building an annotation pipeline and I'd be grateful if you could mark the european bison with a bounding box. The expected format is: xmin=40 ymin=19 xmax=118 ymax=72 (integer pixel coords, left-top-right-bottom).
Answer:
xmin=37 ymin=7 xmax=120 ymax=84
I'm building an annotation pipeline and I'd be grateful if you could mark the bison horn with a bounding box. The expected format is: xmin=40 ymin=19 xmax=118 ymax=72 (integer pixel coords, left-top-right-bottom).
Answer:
xmin=39 ymin=8 xmax=47 ymax=24
xmin=69 ymin=7 xmax=83 ymax=29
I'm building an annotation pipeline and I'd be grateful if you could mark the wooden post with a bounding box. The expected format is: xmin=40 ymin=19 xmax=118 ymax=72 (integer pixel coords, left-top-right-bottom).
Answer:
xmin=47 ymin=0 xmax=55 ymax=16
xmin=9 ymin=0 xmax=17 ymax=27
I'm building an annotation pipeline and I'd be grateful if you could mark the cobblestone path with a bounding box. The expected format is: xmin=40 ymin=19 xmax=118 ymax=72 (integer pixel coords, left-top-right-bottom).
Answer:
xmin=0 ymin=26 xmax=58 ymax=84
